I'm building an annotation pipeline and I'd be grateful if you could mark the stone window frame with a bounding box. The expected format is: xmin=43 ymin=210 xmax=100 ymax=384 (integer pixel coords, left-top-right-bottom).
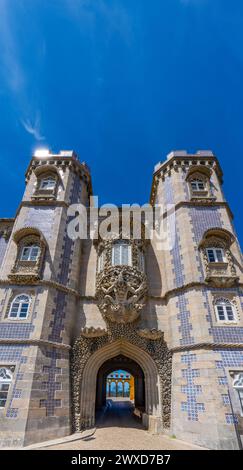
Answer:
xmin=199 ymin=228 xmax=238 ymax=287
xmin=9 ymin=227 xmax=47 ymax=283
xmin=2 ymin=288 xmax=36 ymax=323
xmin=185 ymin=165 xmax=213 ymax=200
xmin=211 ymin=292 xmax=241 ymax=326
xmin=8 ymin=293 xmax=31 ymax=320
xmin=213 ymin=297 xmax=238 ymax=324
xmin=32 ymin=165 xmax=61 ymax=200
xmin=0 ymin=365 xmax=15 ymax=411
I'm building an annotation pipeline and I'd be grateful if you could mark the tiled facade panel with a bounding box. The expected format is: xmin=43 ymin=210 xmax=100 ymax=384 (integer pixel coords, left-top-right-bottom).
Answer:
xmin=172 ymin=349 xmax=240 ymax=449
xmin=24 ymin=346 xmax=71 ymax=445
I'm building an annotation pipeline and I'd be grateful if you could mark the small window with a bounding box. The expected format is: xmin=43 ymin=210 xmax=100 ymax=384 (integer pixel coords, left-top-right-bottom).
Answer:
xmin=98 ymin=251 xmax=105 ymax=273
xmin=190 ymin=178 xmax=206 ymax=191
xmin=0 ymin=367 xmax=12 ymax=408
xmin=138 ymin=250 xmax=145 ymax=272
xmin=206 ymin=248 xmax=225 ymax=263
xmin=39 ymin=176 xmax=56 ymax=190
xmin=112 ymin=241 xmax=132 ymax=266
xmin=9 ymin=294 xmax=30 ymax=319
xmin=215 ymin=298 xmax=236 ymax=322
xmin=20 ymin=245 xmax=40 ymax=262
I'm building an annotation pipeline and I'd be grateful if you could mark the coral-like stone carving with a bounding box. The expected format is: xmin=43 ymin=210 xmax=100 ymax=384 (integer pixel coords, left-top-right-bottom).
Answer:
xmin=71 ymin=322 xmax=172 ymax=432
xmin=96 ymin=266 xmax=148 ymax=323
xmin=80 ymin=327 xmax=107 ymax=338
xmin=137 ymin=328 xmax=163 ymax=340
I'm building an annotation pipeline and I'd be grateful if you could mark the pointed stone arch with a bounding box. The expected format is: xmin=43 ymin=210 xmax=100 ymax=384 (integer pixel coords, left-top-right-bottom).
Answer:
xmin=71 ymin=323 xmax=172 ymax=434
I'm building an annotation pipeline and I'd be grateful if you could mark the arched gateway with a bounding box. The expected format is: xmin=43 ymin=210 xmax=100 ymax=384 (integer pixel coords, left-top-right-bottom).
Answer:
xmin=71 ymin=323 xmax=172 ymax=434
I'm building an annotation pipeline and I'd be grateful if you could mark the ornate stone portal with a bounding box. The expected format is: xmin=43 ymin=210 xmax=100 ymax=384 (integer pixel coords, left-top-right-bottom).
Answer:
xmin=71 ymin=322 xmax=172 ymax=432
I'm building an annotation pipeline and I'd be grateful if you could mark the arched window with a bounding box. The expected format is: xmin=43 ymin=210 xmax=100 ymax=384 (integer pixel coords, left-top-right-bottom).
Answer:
xmin=112 ymin=241 xmax=132 ymax=266
xmin=0 ymin=367 xmax=13 ymax=408
xmin=190 ymin=178 xmax=206 ymax=192
xmin=9 ymin=294 xmax=30 ymax=319
xmin=206 ymin=247 xmax=225 ymax=263
xmin=20 ymin=244 xmax=40 ymax=262
xmin=39 ymin=176 xmax=56 ymax=190
xmin=214 ymin=298 xmax=236 ymax=322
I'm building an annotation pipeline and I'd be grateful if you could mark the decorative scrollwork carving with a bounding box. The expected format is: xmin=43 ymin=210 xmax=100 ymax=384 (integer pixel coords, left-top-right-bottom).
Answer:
xmin=96 ymin=266 xmax=148 ymax=323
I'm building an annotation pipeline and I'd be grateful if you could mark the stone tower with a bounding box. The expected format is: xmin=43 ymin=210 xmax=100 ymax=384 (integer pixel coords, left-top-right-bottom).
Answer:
xmin=0 ymin=149 xmax=242 ymax=449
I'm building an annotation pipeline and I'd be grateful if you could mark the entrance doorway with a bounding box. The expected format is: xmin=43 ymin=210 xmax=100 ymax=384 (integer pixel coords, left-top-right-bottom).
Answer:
xmin=95 ymin=355 xmax=145 ymax=427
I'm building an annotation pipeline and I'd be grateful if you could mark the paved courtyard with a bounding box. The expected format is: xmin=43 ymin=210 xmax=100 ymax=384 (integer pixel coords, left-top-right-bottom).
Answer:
xmin=40 ymin=399 xmax=205 ymax=451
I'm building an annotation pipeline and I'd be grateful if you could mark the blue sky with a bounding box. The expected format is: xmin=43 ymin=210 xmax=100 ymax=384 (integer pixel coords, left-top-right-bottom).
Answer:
xmin=0 ymin=0 xmax=243 ymax=247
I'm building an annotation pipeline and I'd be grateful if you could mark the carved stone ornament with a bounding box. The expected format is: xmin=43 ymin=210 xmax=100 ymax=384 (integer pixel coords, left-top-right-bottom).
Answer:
xmin=80 ymin=327 xmax=107 ymax=338
xmin=96 ymin=265 xmax=148 ymax=323
xmin=137 ymin=328 xmax=164 ymax=340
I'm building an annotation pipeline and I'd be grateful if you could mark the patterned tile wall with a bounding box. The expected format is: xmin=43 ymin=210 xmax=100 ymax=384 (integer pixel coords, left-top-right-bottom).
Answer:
xmin=180 ymin=352 xmax=205 ymax=421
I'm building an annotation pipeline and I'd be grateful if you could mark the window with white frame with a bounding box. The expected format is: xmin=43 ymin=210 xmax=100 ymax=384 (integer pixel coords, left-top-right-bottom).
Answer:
xmin=0 ymin=367 xmax=13 ymax=408
xmin=190 ymin=178 xmax=206 ymax=192
xmin=20 ymin=245 xmax=40 ymax=262
xmin=112 ymin=241 xmax=132 ymax=266
xmin=214 ymin=298 xmax=236 ymax=322
xmin=206 ymin=247 xmax=225 ymax=263
xmin=233 ymin=373 xmax=243 ymax=414
xmin=9 ymin=294 xmax=31 ymax=319
xmin=39 ymin=176 xmax=56 ymax=190
xmin=98 ymin=251 xmax=105 ymax=273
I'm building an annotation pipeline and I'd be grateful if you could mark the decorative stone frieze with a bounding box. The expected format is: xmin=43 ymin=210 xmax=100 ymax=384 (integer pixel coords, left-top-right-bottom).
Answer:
xmin=80 ymin=327 xmax=107 ymax=338
xmin=137 ymin=328 xmax=163 ymax=340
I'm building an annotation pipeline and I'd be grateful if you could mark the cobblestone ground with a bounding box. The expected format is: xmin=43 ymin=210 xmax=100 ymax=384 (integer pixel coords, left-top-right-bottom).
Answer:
xmin=43 ymin=399 xmax=205 ymax=451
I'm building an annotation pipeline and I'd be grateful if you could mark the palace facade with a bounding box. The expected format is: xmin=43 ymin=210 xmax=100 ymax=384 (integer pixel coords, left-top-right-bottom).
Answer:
xmin=0 ymin=149 xmax=243 ymax=449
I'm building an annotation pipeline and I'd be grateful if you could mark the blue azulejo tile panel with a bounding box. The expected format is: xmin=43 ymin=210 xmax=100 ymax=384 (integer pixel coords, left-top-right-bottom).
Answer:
xmin=176 ymin=293 xmax=194 ymax=346
xmin=189 ymin=207 xmax=223 ymax=244
xmin=48 ymin=291 xmax=67 ymax=343
xmin=0 ymin=323 xmax=35 ymax=340
xmin=40 ymin=348 xmax=69 ymax=417
xmin=180 ymin=352 xmax=205 ymax=421
xmin=225 ymin=413 xmax=238 ymax=425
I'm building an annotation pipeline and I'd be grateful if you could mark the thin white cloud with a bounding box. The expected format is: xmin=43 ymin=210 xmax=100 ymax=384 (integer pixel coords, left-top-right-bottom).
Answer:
xmin=0 ymin=0 xmax=45 ymax=142
xmin=21 ymin=115 xmax=45 ymax=141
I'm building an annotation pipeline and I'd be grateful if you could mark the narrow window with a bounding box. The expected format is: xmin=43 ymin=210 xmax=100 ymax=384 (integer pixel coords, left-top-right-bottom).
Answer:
xmin=20 ymin=245 xmax=40 ymax=262
xmin=9 ymin=294 xmax=30 ymax=319
xmin=39 ymin=176 xmax=56 ymax=190
xmin=98 ymin=251 xmax=105 ymax=273
xmin=190 ymin=178 xmax=205 ymax=191
xmin=0 ymin=367 xmax=12 ymax=408
xmin=112 ymin=241 xmax=132 ymax=266
xmin=207 ymin=248 xmax=224 ymax=263
xmin=215 ymin=299 xmax=236 ymax=322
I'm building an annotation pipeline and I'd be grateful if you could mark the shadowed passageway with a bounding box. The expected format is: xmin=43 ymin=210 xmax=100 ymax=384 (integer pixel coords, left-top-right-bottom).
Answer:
xmin=96 ymin=398 xmax=143 ymax=429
